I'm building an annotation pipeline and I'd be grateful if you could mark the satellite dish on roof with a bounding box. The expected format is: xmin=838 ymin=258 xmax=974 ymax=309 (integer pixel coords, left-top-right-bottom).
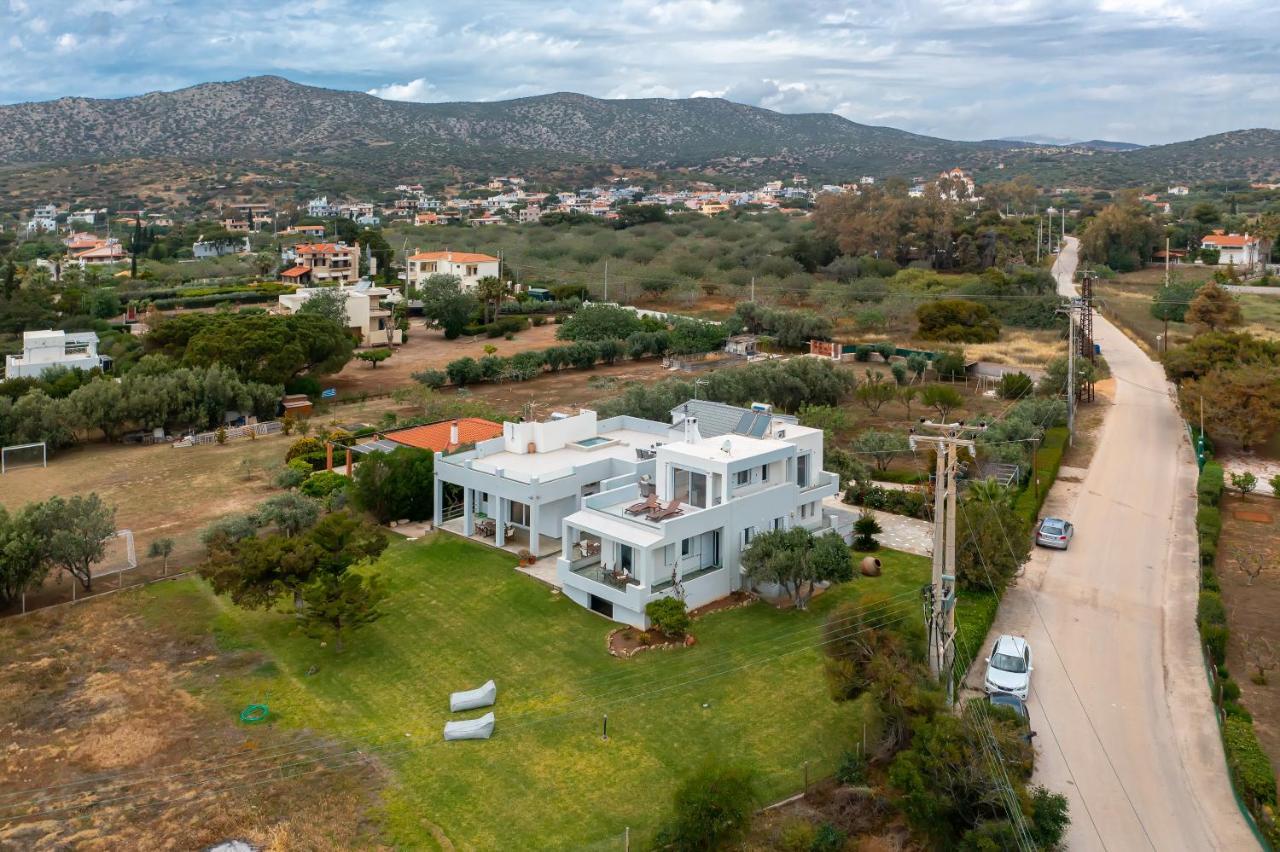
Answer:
xmin=721 ymin=439 xmax=732 ymax=454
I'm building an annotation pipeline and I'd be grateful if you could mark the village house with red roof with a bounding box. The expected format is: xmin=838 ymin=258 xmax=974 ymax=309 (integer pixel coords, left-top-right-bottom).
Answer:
xmin=404 ymin=249 xmax=500 ymax=292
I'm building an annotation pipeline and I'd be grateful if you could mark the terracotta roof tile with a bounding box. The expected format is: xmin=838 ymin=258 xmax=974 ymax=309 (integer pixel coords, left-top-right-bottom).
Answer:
xmin=406 ymin=250 xmax=499 ymax=263
xmin=381 ymin=418 xmax=503 ymax=452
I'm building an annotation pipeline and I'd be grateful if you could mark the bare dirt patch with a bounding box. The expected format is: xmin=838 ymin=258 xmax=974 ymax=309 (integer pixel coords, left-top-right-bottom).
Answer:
xmin=0 ymin=582 xmax=383 ymax=850
xmin=325 ymin=320 xmax=566 ymax=399
xmin=1218 ymin=493 xmax=1280 ymax=779
xmin=1060 ymin=378 xmax=1115 ymax=470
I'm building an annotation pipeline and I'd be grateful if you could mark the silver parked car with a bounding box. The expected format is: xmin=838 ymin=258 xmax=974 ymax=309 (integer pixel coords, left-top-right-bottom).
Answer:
xmin=1036 ymin=517 xmax=1074 ymax=550
xmin=984 ymin=634 xmax=1033 ymax=700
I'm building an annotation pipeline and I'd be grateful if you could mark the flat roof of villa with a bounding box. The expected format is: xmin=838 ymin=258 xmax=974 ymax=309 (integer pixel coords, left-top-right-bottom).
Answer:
xmin=467 ymin=427 xmax=663 ymax=478
xmin=662 ymin=433 xmax=793 ymax=462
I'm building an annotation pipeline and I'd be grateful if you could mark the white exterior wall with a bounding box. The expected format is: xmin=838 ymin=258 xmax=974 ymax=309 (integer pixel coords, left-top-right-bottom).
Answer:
xmin=277 ymin=285 xmax=398 ymax=347
xmin=556 ymin=423 xmax=838 ymax=627
xmin=406 ymin=257 xmax=500 ymax=292
xmin=5 ymin=331 xmax=102 ymax=378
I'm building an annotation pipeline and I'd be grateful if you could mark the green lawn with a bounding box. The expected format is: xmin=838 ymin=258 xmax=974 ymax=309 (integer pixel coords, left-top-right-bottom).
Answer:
xmin=143 ymin=535 xmax=931 ymax=849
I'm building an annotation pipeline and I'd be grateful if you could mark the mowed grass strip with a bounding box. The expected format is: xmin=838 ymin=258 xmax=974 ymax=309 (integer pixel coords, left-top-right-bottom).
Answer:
xmin=151 ymin=535 xmax=929 ymax=849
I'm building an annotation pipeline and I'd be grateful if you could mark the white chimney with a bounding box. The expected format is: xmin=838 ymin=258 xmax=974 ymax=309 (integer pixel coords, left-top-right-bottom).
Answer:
xmin=449 ymin=420 xmax=460 ymax=446
xmin=684 ymin=416 xmax=701 ymax=443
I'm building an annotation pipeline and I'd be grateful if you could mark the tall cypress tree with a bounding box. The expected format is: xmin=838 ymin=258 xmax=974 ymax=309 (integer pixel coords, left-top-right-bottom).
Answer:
xmin=130 ymin=213 xmax=142 ymax=278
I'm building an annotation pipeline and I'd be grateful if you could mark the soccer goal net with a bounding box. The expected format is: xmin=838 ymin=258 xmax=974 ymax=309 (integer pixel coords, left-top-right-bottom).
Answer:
xmin=1 ymin=441 xmax=46 ymax=474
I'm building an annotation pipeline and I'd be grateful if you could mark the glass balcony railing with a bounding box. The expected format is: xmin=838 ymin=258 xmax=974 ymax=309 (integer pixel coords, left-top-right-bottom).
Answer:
xmin=570 ymin=561 xmax=639 ymax=591
xmin=651 ymin=564 xmax=723 ymax=593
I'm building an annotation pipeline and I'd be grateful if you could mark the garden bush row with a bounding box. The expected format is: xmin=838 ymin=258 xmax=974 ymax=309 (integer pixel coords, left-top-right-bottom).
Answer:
xmin=425 ymin=330 xmax=680 ymax=389
xmin=1194 ymin=459 xmax=1280 ymax=846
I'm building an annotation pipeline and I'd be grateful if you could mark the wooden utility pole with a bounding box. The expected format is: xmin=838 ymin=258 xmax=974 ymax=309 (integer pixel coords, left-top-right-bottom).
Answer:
xmin=909 ymin=420 xmax=982 ymax=703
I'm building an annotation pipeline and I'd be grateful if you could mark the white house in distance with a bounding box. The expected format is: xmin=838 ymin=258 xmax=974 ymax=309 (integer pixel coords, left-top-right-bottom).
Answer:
xmin=432 ymin=401 xmax=841 ymax=627
xmin=26 ymin=204 xmax=58 ymax=234
xmin=277 ymin=280 xmax=402 ymax=347
xmin=405 ymin=250 xmax=500 ymax=292
xmin=5 ymin=330 xmax=108 ymax=378
xmin=1201 ymin=232 xmax=1269 ymax=271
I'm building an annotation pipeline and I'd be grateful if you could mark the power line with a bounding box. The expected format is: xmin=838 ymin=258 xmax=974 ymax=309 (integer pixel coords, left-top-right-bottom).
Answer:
xmin=3 ymin=604 xmax=923 ymax=823
xmin=964 ymin=488 xmax=1157 ymax=850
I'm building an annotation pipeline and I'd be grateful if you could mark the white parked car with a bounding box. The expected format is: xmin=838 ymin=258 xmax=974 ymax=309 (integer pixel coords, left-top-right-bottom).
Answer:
xmin=984 ymin=634 xmax=1033 ymax=700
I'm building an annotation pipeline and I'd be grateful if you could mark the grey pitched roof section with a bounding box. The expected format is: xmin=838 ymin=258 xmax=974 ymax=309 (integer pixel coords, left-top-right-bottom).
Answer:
xmin=668 ymin=399 xmax=796 ymax=439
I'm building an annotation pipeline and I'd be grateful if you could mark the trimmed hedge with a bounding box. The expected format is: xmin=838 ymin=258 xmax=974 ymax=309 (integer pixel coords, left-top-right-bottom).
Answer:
xmin=1224 ymin=717 xmax=1278 ymax=811
xmin=1197 ymin=505 xmax=1222 ymax=567
xmin=1012 ymin=426 xmax=1068 ymax=523
xmin=1199 ymin=460 xmax=1225 ymax=507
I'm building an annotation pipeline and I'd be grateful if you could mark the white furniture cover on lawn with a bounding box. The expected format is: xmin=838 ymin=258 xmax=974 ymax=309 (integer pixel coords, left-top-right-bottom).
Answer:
xmin=450 ymin=679 xmax=497 ymax=712
xmin=443 ymin=712 xmax=495 ymax=741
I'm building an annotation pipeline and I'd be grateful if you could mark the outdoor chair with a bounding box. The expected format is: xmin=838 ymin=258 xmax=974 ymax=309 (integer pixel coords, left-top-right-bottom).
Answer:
xmin=625 ymin=494 xmax=660 ymax=515
xmin=443 ymin=712 xmax=495 ymax=741
xmin=450 ymin=679 xmax=497 ymax=712
xmin=646 ymin=499 xmax=684 ymax=521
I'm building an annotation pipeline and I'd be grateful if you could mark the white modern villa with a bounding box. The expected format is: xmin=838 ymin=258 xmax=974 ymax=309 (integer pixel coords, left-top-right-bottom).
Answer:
xmin=5 ymin=330 xmax=108 ymax=379
xmin=432 ymin=400 xmax=841 ymax=627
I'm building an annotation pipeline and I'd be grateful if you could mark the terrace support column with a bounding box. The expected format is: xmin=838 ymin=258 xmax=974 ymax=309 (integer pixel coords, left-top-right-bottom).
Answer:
xmin=432 ymin=473 xmax=443 ymax=529
xmin=529 ymin=500 xmax=541 ymax=559
xmin=326 ymin=442 xmax=334 ymax=471
xmin=463 ymin=487 xmax=475 ymax=537
xmin=345 ymin=447 xmax=353 ymax=477
xmin=495 ymin=498 xmax=506 ymax=548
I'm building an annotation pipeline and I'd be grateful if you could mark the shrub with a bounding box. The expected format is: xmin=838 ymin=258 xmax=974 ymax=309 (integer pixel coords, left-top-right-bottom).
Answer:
xmin=890 ymin=363 xmax=908 ymax=385
xmin=412 ymin=369 xmax=446 ymax=389
xmin=274 ymin=465 xmax=307 ymax=490
xmin=1224 ymin=717 xmax=1278 ymax=809
xmin=646 ymin=596 xmax=691 ymax=637
xmin=932 ymin=350 xmax=968 ymax=380
xmin=445 ymin=357 xmax=483 ymax=387
xmin=997 ymin=372 xmax=1034 ymax=400
xmin=916 ymin=299 xmax=1000 ymax=343
xmin=300 ymin=470 xmax=348 ymax=499
xmin=853 ymin=344 xmax=872 ymax=362
xmin=853 ymin=512 xmax=882 ymax=552
xmin=835 ymin=750 xmax=867 ymax=785
xmin=285 ymin=436 xmax=325 ymax=462
xmin=1197 ymin=505 xmax=1222 ymax=566
xmin=654 ymin=762 xmax=759 ymax=851
xmin=810 ymin=824 xmax=846 ymax=852
xmin=1231 ymin=470 xmax=1258 ymax=496
xmin=1221 ymin=676 xmax=1242 ymax=704
xmin=557 ymin=304 xmax=643 ymax=341
xmin=1198 ymin=460 xmax=1225 ymax=506
xmin=1199 ymin=590 xmax=1229 ymax=664
xmin=843 ymin=482 xmax=929 ymax=519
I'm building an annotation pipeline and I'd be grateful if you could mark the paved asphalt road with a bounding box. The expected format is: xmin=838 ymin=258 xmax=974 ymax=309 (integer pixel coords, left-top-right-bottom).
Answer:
xmin=962 ymin=237 xmax=1257 ymax=850
xmin=1226 ymin=284 xmax=1280 ymax=296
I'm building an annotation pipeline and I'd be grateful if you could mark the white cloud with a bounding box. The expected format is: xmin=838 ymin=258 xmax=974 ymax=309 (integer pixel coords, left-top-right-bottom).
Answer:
xmin=366 ymin=78 xmax=446 ymax=102
xmin=0 ymin=0 xmax=1273 ymax=144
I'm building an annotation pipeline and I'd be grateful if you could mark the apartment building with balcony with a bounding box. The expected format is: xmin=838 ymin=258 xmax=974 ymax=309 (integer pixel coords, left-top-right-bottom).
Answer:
xmin=279 ymin=242 xmax=361 ymax=285
xmin=433 ymin=401 xmax=840 ymax=627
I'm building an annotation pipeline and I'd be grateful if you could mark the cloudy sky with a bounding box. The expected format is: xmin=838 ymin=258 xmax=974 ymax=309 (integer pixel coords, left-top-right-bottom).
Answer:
xmin=2 ymin=0 xmax=1276 ymax=144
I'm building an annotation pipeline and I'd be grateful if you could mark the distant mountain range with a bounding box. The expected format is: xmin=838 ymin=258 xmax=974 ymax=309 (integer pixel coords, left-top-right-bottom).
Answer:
xmin=0 ymin=76 xmax=1276 ymax=198
xmin=994 ymin=135 xmax=1144 ymax=152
